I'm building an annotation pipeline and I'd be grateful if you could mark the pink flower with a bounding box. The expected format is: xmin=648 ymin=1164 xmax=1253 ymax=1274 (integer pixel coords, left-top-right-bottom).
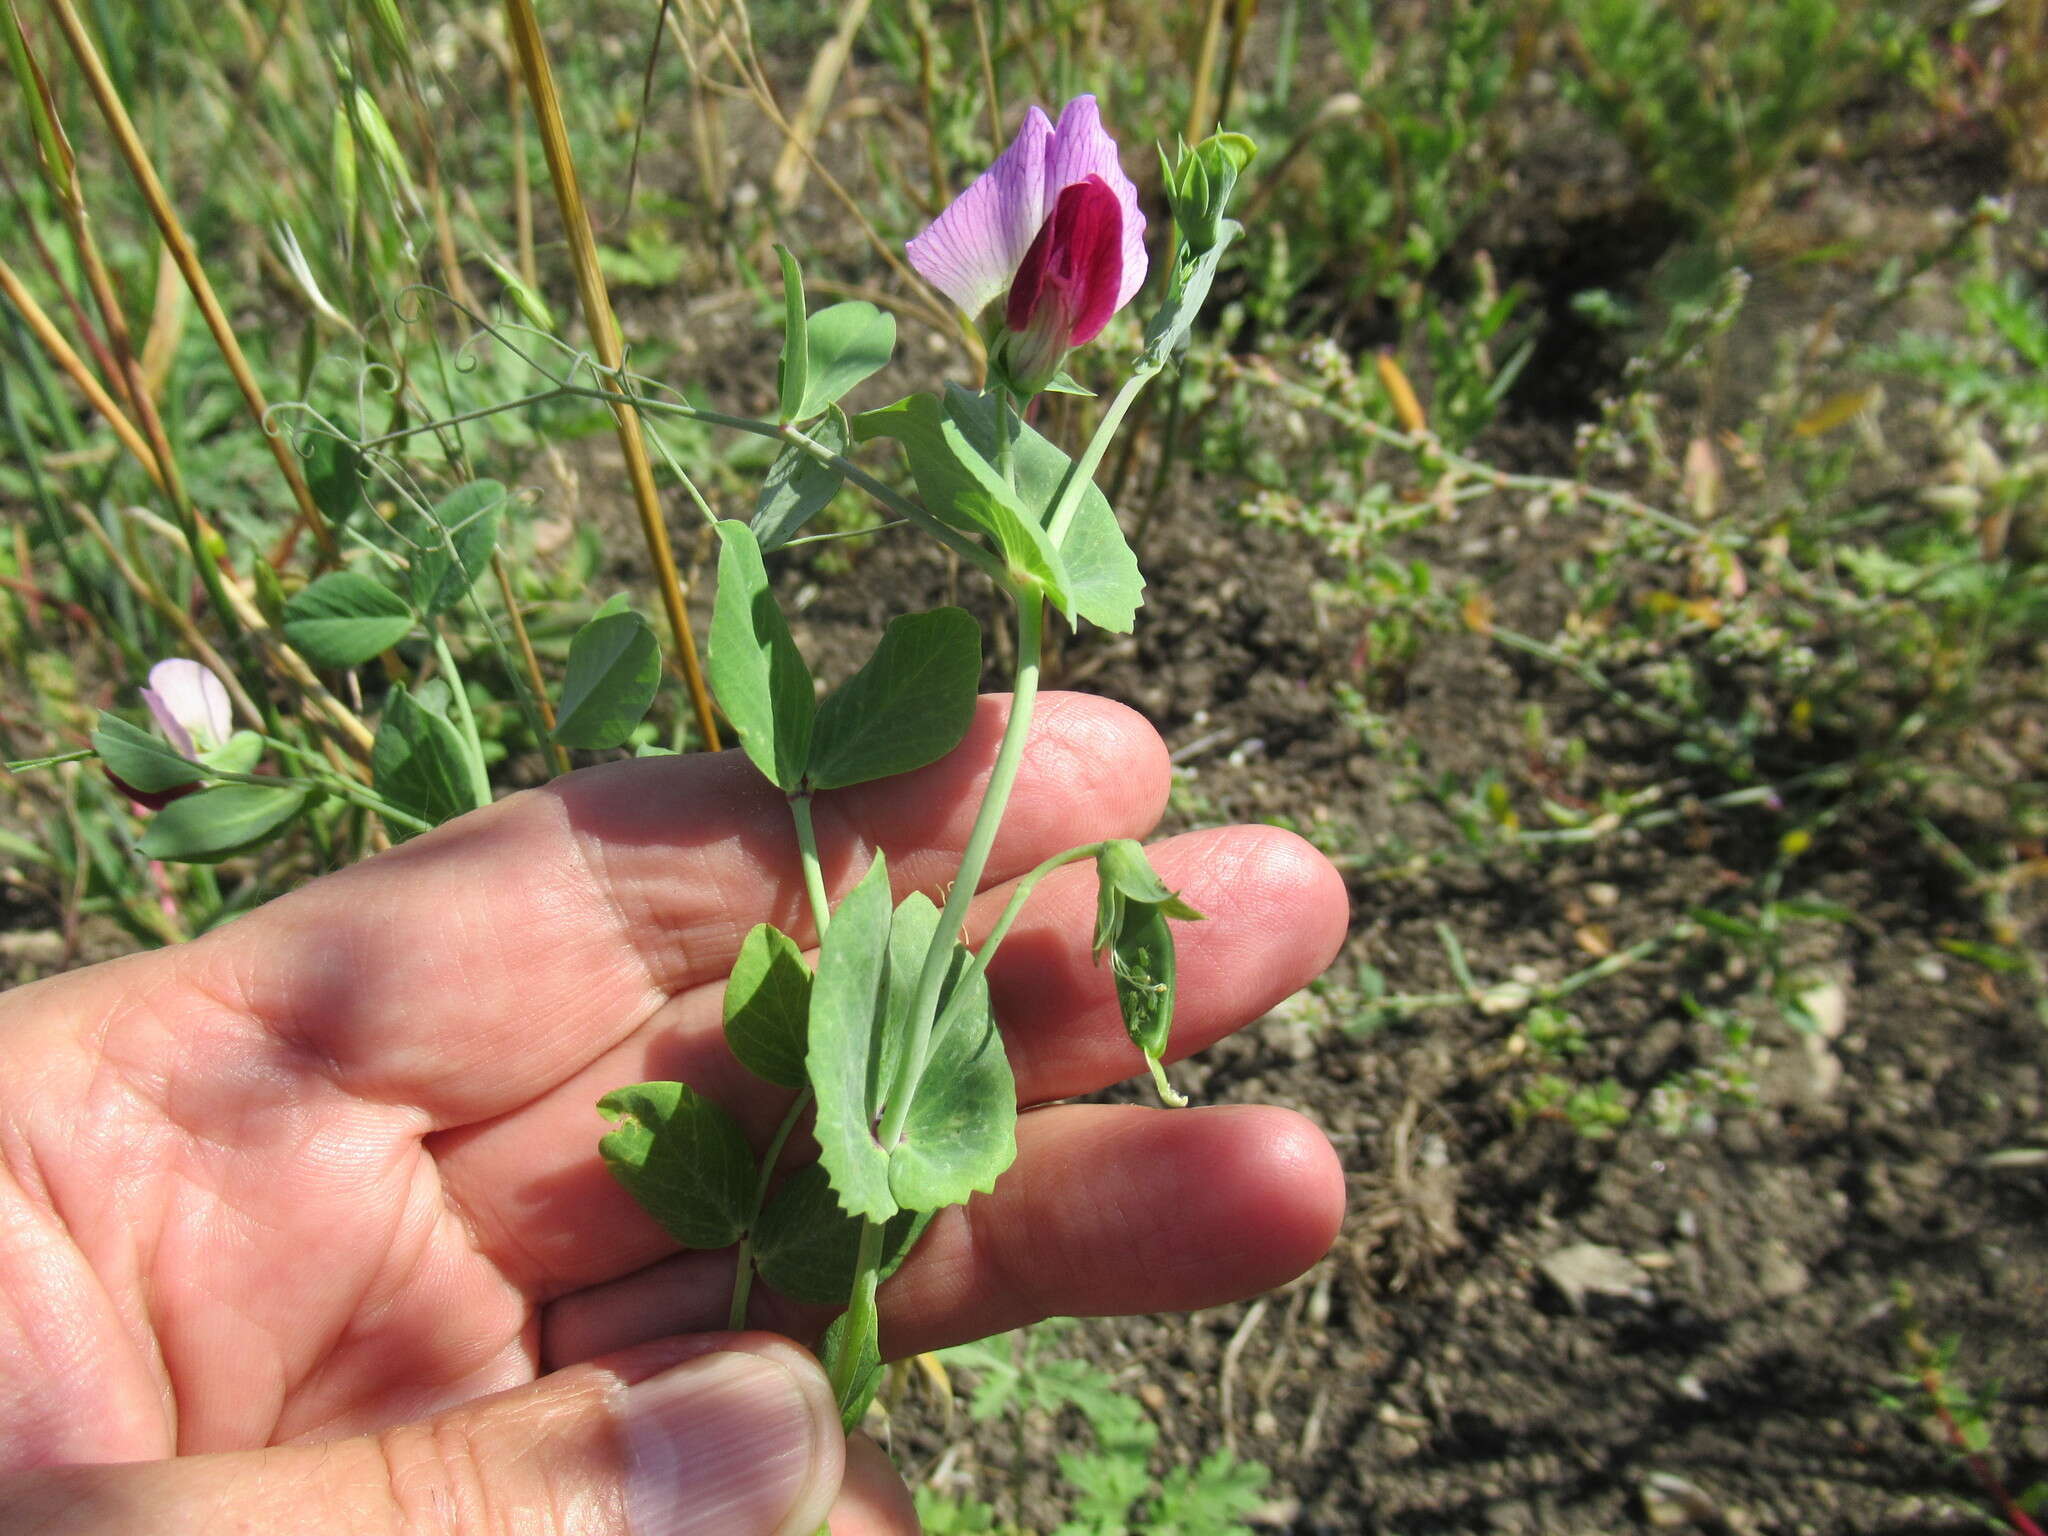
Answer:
xmin=140 ymin=658 xmax=232 ymax=758
xmin=108 ymin=659 xmax=233 ymax=812
xmin=907 ymin=95 xmax=1146 ymax=387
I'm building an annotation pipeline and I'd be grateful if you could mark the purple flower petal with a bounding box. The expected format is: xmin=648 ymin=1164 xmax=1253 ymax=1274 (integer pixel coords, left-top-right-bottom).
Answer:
xmin=907 ymin=106 xmax=1054 ymax=319
xmin=143 ymin=658 xmax=231 ymax=757
xmin=1042 ymin=96 xmax=1147 ymax=313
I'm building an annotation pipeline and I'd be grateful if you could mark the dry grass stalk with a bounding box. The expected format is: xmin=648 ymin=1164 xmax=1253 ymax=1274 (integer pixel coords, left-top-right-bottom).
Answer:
xmin=502 ymin=0 xmax=722 ymax=751
xmin=44 ymin=0 xmax=338 ymax=564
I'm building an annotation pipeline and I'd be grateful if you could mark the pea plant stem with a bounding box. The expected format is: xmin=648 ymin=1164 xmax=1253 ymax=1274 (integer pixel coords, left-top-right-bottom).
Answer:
xmin=727 ymin=1089 xmax=811 ymax=1332
xmin=431 ymin=628 xmax=494 ymax=811
xmin=348 ymin=384 xmax=1010 ymax=585
xmin=832 ymin=1219 xmax=885 ymax=1409
xmin=876 ymin=595 xmax=1045 ymax=1154
xmin=1045 ymin=366 xmax=1157 ymax=549
xmin=216 ymin=760 xmax=435 ymax=834
xmin=922 ymin=841 xmax=1105 ymax=1044
xmin=724 ymin=791 xmax=836 ymax=1331
xmin=788 ymin=795 xmax=834 ymax=944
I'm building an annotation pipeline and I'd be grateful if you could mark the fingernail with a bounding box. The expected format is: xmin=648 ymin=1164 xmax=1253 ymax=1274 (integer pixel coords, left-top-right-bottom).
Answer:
xmin=622 ymin=1347 xmax=834 ymax=1536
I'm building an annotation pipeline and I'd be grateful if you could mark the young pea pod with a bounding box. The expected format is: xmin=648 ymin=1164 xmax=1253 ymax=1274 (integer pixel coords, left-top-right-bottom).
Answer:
xmin=1092 ymin=840 xmax=1204 ymax=1106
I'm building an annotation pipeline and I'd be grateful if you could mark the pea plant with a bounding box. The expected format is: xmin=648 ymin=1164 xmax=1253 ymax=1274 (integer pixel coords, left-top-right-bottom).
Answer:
xmin=593 ymin=104 xmax=1253 ymax=1431
xmin=49 ymin=95 xmax=1255 ymax=1435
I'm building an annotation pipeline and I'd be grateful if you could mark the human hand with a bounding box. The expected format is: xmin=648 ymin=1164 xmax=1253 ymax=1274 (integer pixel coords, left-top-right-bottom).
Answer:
xmin=0 ymin=695 xmax=1347 ymax=1534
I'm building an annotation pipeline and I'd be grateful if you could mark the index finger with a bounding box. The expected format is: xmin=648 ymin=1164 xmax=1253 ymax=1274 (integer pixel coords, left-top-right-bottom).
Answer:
xmin=163 ymin=693 xmax=1169 ymax=1127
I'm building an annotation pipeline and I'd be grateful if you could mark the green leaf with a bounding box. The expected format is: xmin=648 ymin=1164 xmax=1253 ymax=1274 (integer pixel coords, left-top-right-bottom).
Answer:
xmin=751 ymin=1163 xmax=930 ymax=1305
xmin=404 ymin=479 xmax=504 ymax=618
xmin=708 ymin=521 xmax=814 ymax=791
xmin=821 ymin=1310 xmax=884 ymax=1433
xmin=882 ymin=893 xmax=1017 ymax=1213
xmin=1140 ymin=225 xmax=1236 ymax=368
xmin=91 ymin=712 xmax=203 ymax=793
xmin=553 ymin=602 xmax=662 ymax=750
xmin=941 ymin=386 xmax=1142 ymax=634
xmin=851 ymin=394 xmax=978 ymax=536
xmin=807 ymin=609 xmax=981 ymax=791
xmin=753 ymin=407 xmax=847 ymax=553
xmin=1939 ymin=938 xmax=2025 ymax=974
xmin=798 ymin=302 xmax=894 ymax=420
xmin=282 ymin=570 xmax=415 ymax=668
xmin=201 ymin=730 xmax=266 ymax=777
xmin=302 ymin=434 xmax=365 ymax=527
xmin=724 ymin=923 xmax=814 ymax=1089
xmin=807 ymin=852 xmax=899 ymax=1223
xmin=851 ymin=393 xmax=1073 ymax=614
xmin=136 ymin=783 xmax=308 ymax=862
xmin=596 ymin=1081 xmax=757 ymax=1250
xmin=372 ymin=685 xmax=475 ymax=836
xmin=774 ymin=244 xmax=809 ymax=425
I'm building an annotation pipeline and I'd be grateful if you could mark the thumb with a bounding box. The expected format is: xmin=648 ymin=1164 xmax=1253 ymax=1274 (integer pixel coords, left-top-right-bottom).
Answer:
xmin=4 ymin=1335 xmax=844 ymax=1536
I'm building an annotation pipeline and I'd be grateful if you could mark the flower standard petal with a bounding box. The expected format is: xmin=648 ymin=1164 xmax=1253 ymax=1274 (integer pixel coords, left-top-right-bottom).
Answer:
xmin=1043 ymin=95 xmax=1147 ymax=312
xmin=142 ymin=658 xmax=231 ymax=757
xmin=907 ymin=106 xmax=1055 ymax=320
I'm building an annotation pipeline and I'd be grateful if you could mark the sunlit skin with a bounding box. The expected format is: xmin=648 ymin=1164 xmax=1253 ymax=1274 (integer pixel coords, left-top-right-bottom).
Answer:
xmin=0 ymin=695 xmax=1347 ymax=1528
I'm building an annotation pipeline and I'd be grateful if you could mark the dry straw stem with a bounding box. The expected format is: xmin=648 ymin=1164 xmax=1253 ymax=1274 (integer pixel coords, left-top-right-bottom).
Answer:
xmin=0 ymin=254 xmax=165 ymax=490
xmin=767 ymin=0 xmax=872 ymax=206
xmin=42 ymin=0 xmax=337 ymax=563
xmin=1183 ymin=0 xmax=1230 ymax=143
xmin=502 ymin=0 xmax=722 ymax=751
xmin=492 ymin=549 xmax=572 ymax=777
xmin=61 ymin=502 xmax=266 ymax=732
xmin=967 ymin=0 xmax=1002 ymax=148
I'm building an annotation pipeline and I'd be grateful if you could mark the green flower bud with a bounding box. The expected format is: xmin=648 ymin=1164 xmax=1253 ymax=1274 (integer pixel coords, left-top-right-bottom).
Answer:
xmin=1162 ymin=132 xmax=1257 ymax=254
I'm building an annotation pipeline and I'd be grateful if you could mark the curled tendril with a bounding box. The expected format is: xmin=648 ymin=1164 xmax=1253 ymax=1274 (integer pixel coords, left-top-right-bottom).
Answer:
xmin=262 ymin=399 xmax=357 ymax=464
xmin=356 ymin=362 xmax=402 ymax=439
xmin=393 ymin=284 xmax=579 ymax=390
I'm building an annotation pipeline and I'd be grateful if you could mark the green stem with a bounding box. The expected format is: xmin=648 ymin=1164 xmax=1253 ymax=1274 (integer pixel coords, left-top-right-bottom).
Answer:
xmin=431 ymin=627 xmax=493 ymax=810
xmin=877 ymin=595 xmax=1044 ymax=1152
xmin=770 ymin=418 xmax=1005 ymax=582
xmin=830 ymin=1218 xmax=885 ymax=1407
xmin=355 ymin=382 xmax=1010 ymax=584
xmin=787 ymin=794 xmax=834 ymax=942
xmin=6 ymin=749 xmax=97 ymax=773
xmin=233 ymin=754 xmax=437 ymax=833
xmin=1045 ymin=365 xmax=1157 ymax=548
xmin=727 ymin=1087 xmax=812 ymax=1331
xmin=923 ymin=841 xmax=1103 ymax=1045
xmin=721 ymin=791 xmax=833 ymax=1331
xmin=995 ymin=387 xmax=1018 ymax=490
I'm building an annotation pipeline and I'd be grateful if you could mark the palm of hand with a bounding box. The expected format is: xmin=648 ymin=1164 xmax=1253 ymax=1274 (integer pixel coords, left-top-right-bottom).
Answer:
xmin=0 ymin=699 xmax=1346 ymax=1471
